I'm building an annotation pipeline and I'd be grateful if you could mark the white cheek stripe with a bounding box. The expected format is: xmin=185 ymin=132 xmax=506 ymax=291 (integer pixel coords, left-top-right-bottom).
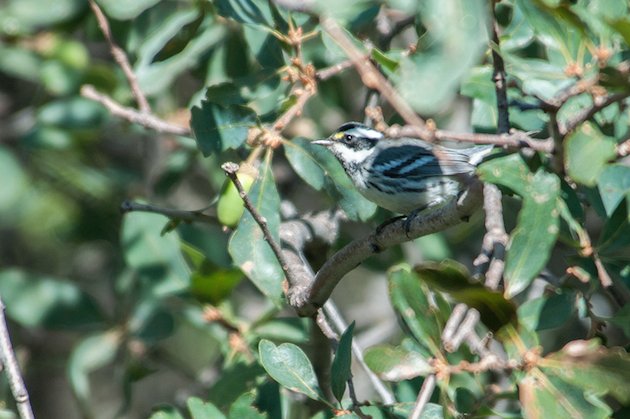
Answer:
xmin=334 ymin=145 xmax=373 ymax=162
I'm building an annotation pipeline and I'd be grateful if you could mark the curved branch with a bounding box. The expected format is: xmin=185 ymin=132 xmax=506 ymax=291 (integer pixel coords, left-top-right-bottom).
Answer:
xmin=290 ymin=181 xmax=483 ymax=316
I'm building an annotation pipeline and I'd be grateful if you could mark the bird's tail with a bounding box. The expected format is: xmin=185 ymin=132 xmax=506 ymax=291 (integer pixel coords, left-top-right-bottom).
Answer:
xmin=465 ymin=145 xmax=494 ymax=166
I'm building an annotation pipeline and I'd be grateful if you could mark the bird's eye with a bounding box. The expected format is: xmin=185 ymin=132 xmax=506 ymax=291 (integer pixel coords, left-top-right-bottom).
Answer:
xmin=344 ymin=134 xmax=353 ymax=142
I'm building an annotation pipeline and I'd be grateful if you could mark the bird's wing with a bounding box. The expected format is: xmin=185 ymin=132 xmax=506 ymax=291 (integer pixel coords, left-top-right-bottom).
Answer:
xmin=369 ymin=144 xmax=474 ymax=179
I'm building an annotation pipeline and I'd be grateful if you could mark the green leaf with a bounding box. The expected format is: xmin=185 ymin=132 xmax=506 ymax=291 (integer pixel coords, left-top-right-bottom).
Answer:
xmin=609 ymin=17 xmax=630 ymax=46
xmin=0 ymin=269 xmax=103 ymax=330
xmin=129 ymin=303 xmax=175 ymax=344
xmin=518 ymin=290 xmax=575 ymax=331
xmin=258 ymin=339 xmax=326 ymax=402
xmin=207 ymin=362 xmax=266 ymax=410
xmin=519 ymin=371 xmax=612 ymax=419
xmin=0 ymin=0 xmax=84 ymax=34
xmin=479 ymin=155 xmax=561 ymax=297
xmin=597 ymin=164 xmax=630 ymax=216
xmin=68 ymin=331 xmax=121 ymax=406
xmin=190 ymin=101 xmax=257 ymax=157
xmin=565 ymin=123 xmax=616 ymax=187
xmin=149 ymin=407 xmax=185 ymax=419
xmin=388 ymin=266 xmax=444 ymax=354
xmin=228 ymin=391 xmax=266 ymax=419
xmin=364 ymin=345 xmax=432 ymax=381
xmin=187 ymin=398 xmax=226 ymax=419
xmin=331 ymin=322 xmax=355 ymax=403
xmin=312 ymin=0 xmax=376 ymax=22
xmin=121 ymin=210 xmax=190 ymax=296
xmin=541 ymin=339 xmax=630 ymax=405
xmin=214 ymin=0 xmax=273 ymax=27
xmin=287 ymin=138 xmax=376 ymax=221
xmin=0 ymin=146 xmax=28 ymax=218
xmin=414 ymin=261 xmax=517 ymax=332
xmin=608 ymin=304 xmax=630 ymax=338
xmin=283 ymin=139 xmax=326 ymax=191
xmin=597 ymin=199 xmax=630 ymax=253
xmin=37 ymin=97 xmax=106 ymax=129
xmin=228 ymin=155 xmax=283 ymax=303
xmin=396 ymin=0 xmax=488 ymax=113
xmin=252 ymin=318 xmax=311 ymax=344
xmin=184 ymin=238 xmax=244 ymax=303
xmin=95 ymin=0 xmax=160 ymax=20
xmin=136 ymin=21 xmax=227 ymax=95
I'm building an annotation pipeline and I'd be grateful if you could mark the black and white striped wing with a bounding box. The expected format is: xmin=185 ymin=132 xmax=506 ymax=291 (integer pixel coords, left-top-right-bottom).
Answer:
xmin=369 ymin=144 xmax=474 ymax=180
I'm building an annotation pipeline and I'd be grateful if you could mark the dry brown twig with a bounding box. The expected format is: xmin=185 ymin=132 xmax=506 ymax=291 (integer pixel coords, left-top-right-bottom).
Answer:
xmin=88 ymin=0 xmax=151 ymax=114
xmin=81 ymin=85 xmax=190 ymax=135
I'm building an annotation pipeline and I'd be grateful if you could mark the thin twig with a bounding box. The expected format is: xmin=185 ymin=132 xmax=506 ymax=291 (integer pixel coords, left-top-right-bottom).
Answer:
xmin=490 ymin=18 xmax=510 ymax=134
xmin=445 ymin=309 xmax=480 ymax=352
xmin=387 ymin=125 xmax=554 ymax=152
xmin=473 ymin=184 xmax=508 ymax=289
xmin=441 ymin=304 xmax=468 ymax=351
xmin=120 ymin=200 xmax=217 ymax=224
xmin=81 ymin=85 xmax=190 ymax=135
xmin=617 ymin=137 xmax=630 ymax=156
xmin=0 ymin=296 xmax=34 ymax=419
xmin=88 ymin=0 xmax=151 ymax=114
xmin=409 ymin=374 xmax=436 ymax=419
xmin=316 ymin=59 xmax=355 ymax=81
xmin=222 ymin=162 xmax=294 ymax=283
xmin=474 ymin=4 xmax=509 ymax=291
xmin=559 ymin=92 xmax=630 ymax=135
xmin=272 ymin=85 xmax=316 ymax=132
xmin=320 ymin=17 xmax=431 ymax=139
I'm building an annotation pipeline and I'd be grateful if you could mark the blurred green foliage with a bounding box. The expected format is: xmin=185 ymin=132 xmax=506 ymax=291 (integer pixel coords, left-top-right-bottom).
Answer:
xmin=1 ymin=0 xmax=630 ymax=418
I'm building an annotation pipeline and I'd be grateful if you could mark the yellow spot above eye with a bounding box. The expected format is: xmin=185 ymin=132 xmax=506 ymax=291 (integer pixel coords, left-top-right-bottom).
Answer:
xmin=333 ymin=132 xmax=344 ymax=140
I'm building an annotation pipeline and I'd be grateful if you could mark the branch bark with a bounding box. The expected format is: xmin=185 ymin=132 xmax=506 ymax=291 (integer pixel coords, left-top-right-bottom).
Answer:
xmin=0 ymin=296 xmax=34 ymax=419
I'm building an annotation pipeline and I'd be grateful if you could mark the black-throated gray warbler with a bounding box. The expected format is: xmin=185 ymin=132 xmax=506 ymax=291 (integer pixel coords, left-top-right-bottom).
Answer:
xmin=312 ymin=122 xmax=493 ymax=215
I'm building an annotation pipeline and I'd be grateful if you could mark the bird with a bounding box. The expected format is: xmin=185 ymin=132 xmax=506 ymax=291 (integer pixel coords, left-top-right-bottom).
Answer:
xmin=312 ymin=122 xmax=493 ymax=215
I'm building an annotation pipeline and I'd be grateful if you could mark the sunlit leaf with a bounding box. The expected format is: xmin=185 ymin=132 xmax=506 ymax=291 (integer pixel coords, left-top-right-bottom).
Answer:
xmin=187 ymin=398 xmax=226 ymax=419
xmin=364 ymin=344 xmax=432 ymax=381
xmin=537 ymin=340 xmax=630 ymax=407
xmin=565 ymin=123 xmax=616 ymax=187
xmin=597 ymin=164 xmax=630 ymax=216
xmin=479 ymin=155 xmax=560 ymax=297
xmin=95 ymin=0 xmax=160 ymax=20
xmin=258 ymin=339 xmax=325 ymax=402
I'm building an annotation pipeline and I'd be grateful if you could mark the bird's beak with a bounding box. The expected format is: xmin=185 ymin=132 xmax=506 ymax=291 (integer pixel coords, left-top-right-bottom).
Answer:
xmin=311 ymin=139 xmax=333 ymax=146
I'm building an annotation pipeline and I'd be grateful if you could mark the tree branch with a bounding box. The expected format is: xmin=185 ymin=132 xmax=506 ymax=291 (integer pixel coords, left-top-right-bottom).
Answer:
xmin=290 ymin=181 xmax=483 ymax=316
xmin=409 ymin=374 xmax=436 ymax=419
xmin=88 ymin=0 xmax=151 ymax=114
xmin=0 ymin=296 xmax=34 ymax=419
xmin=222 ymin=162 xmax=298 ymax=288
xmin=559 ymin=92 xmax=630 ymax=135
xmin=81 ymin=85 xmax=190 ymax=136
xmin=320 ymin=17 xmax=431 ymax=139
xmin=386 ymin=125 xmax=554 ymax=152
xmin=120 ymin=200 xmax=217 ymax=224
